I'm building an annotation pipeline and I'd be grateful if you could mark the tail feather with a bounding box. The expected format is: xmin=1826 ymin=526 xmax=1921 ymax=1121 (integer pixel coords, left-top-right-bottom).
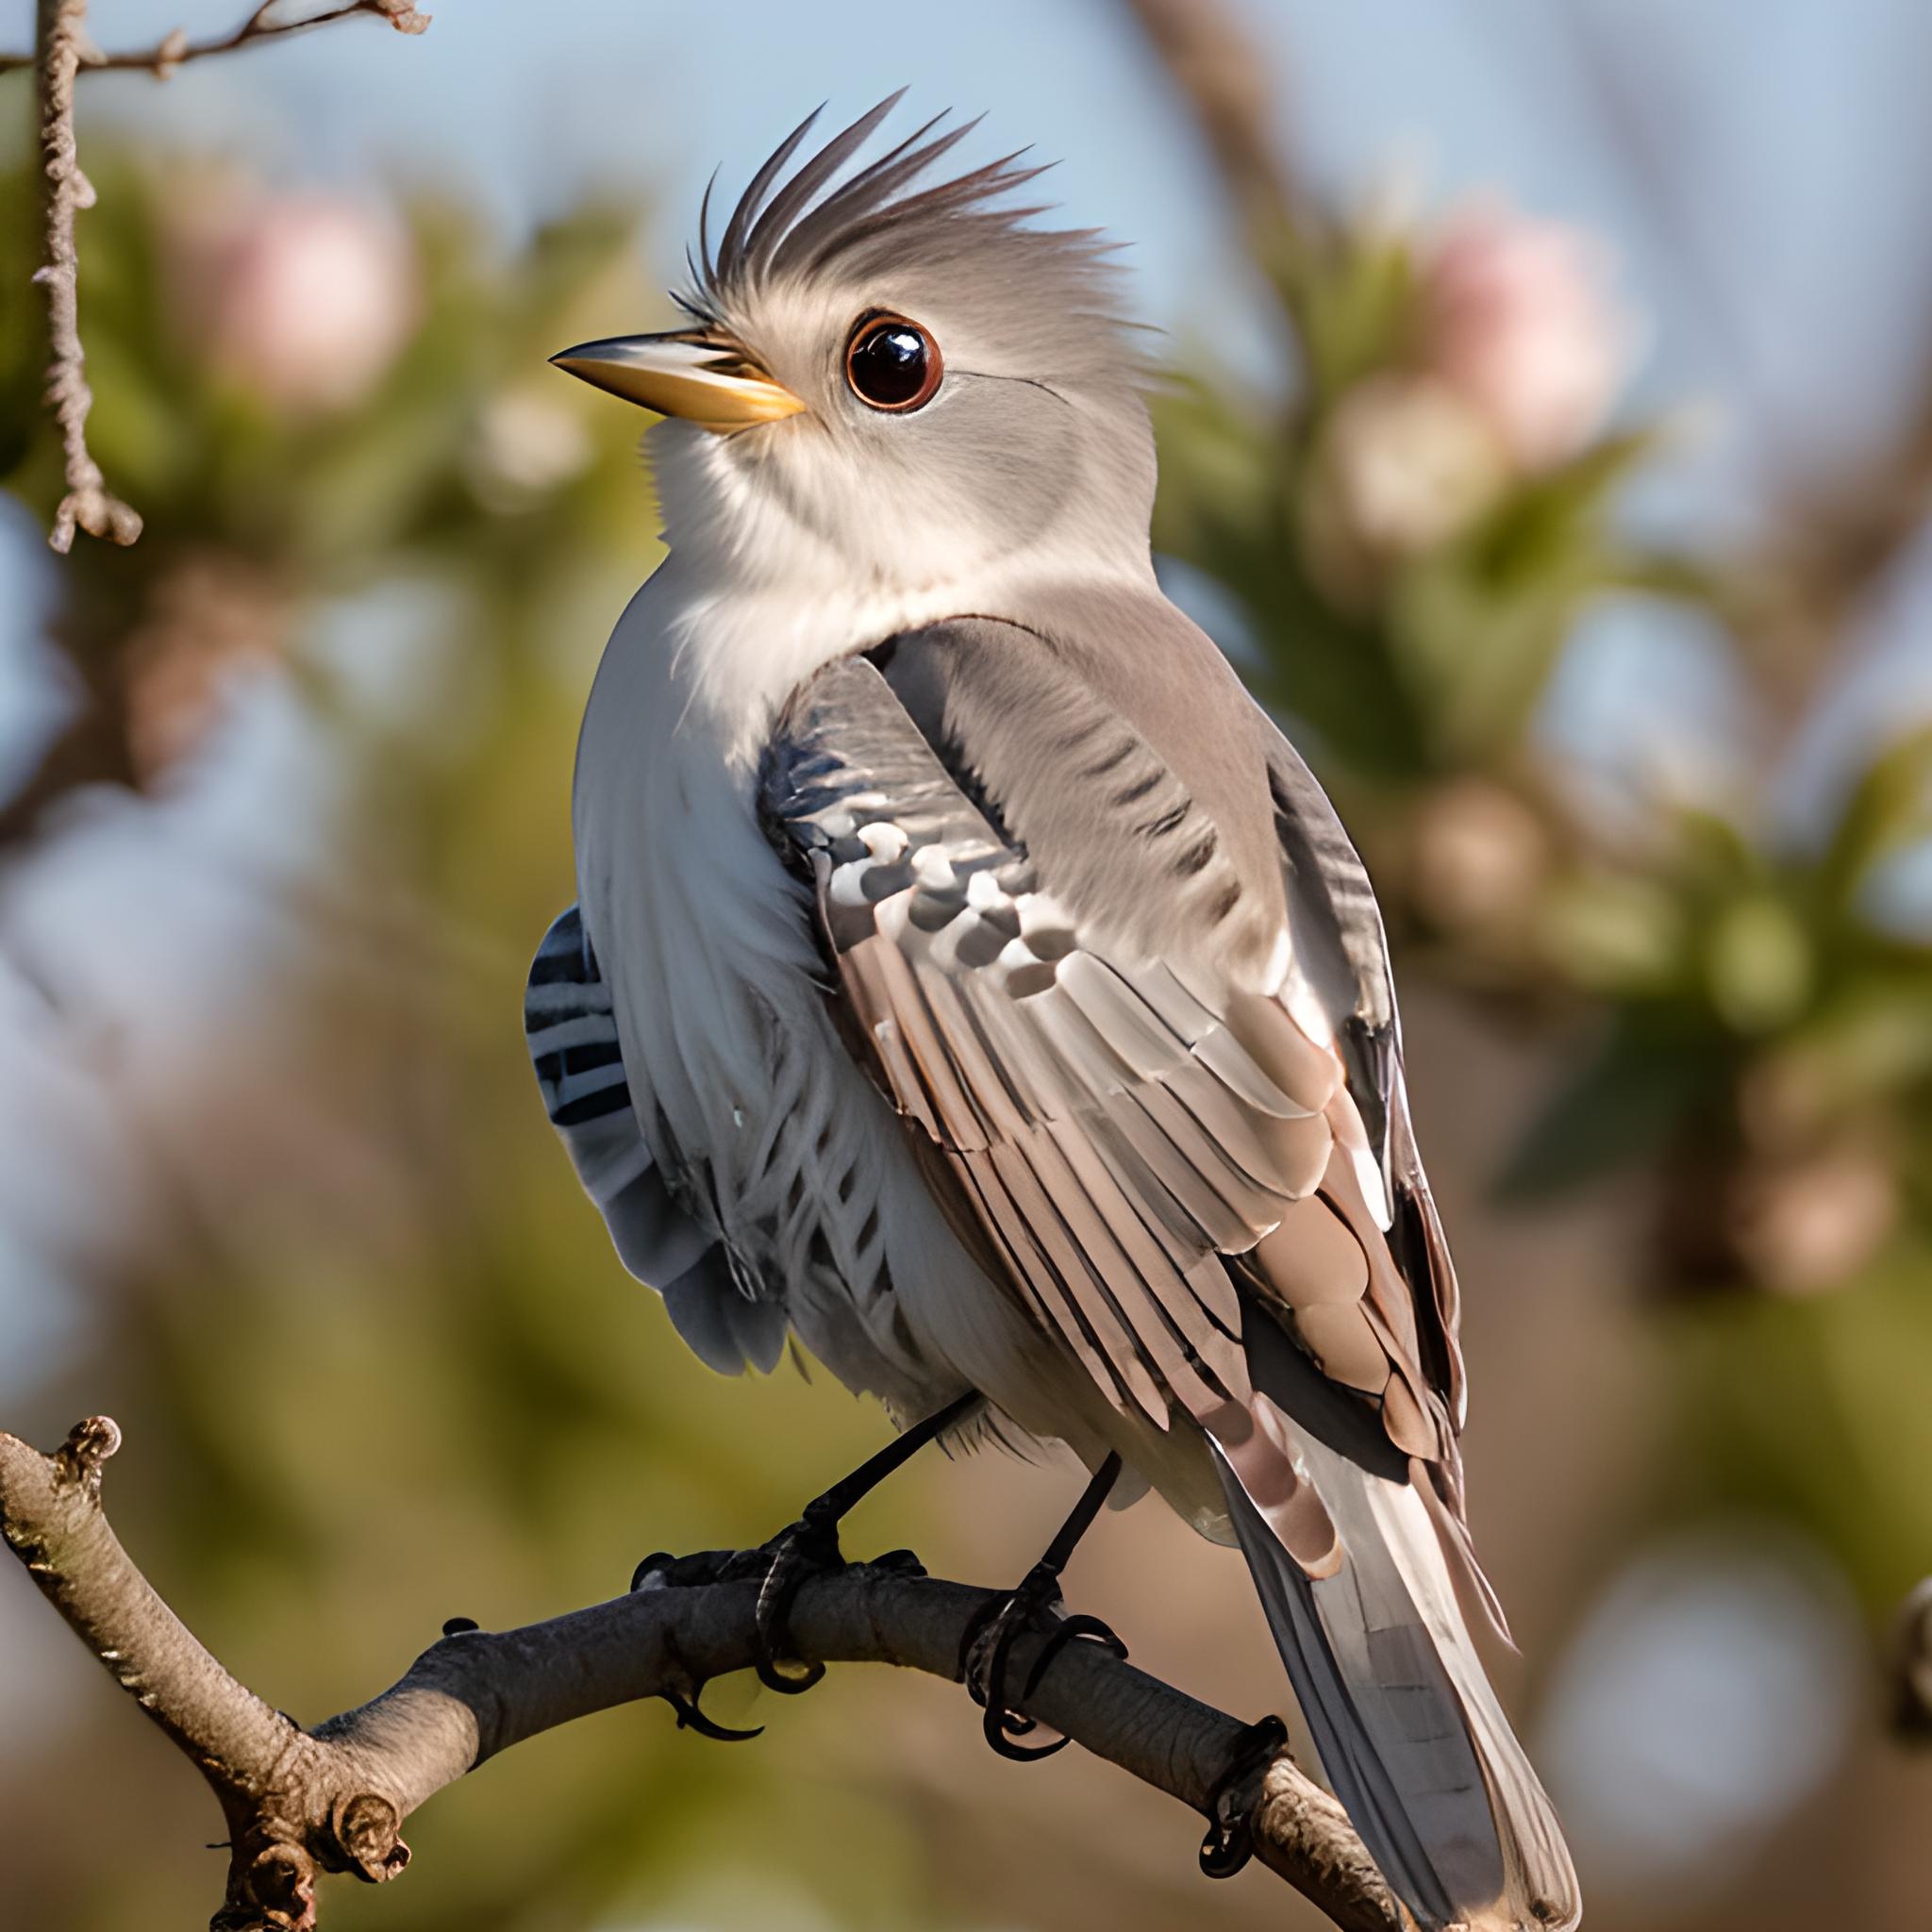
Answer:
xmin=1211 ymin=1427 xmax=1579 ymax=1932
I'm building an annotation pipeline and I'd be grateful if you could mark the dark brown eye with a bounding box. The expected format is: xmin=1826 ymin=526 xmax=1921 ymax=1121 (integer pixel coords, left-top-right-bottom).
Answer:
xmin=844 ymin=313 xmax=942 ymax=411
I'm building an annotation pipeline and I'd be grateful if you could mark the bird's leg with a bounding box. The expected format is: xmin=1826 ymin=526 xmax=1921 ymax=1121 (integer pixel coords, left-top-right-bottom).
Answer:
xmin=958 ymin=1452 xmax=1126 ymax=1761
xmin=745 ymin=1387 xmax=982 ymax=1693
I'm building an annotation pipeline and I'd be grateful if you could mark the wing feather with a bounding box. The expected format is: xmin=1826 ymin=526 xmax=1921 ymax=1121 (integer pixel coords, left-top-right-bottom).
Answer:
xmin=524 ymin=905 xmax=785 ymax=1375
xmin=761 ymin=621 xmax=1477 ymax=1586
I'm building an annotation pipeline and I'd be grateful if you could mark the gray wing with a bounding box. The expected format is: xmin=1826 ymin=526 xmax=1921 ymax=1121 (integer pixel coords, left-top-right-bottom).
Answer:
xmin=761 ymin=622 xmax=1453 ymax=1507
xmin=525 ymin=906 xmax=786 ymax=1374
xmin=761 ymin=625 xmax=1575 ymax=1932
xmin=1260 ymin=722 xmax=1468 ymax=1434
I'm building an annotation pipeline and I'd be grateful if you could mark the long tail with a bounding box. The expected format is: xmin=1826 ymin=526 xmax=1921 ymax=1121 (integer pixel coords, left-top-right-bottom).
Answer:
xmin=1210 ymin=1419 xmax=1579 ymax=1932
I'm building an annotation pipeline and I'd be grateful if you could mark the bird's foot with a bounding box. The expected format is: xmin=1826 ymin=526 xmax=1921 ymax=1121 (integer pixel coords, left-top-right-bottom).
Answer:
xmin=1199 ymin=1713 xmax=1289 ymax=1878
xmin=625 ymin=1394 xmax=974 ymax=1730
xmin=958 ymin=1560 xmax=1127 ymax=1761
xmin=630 ymin=1526 xmax=926 ymax=1722
xmin=745 ymin=1497 xmax=847 ymax=1696
xmin=628 ymin=1546 xmax=767 ymax=1740
xmin=752 ymin=1512 xmax=929 ymax=1694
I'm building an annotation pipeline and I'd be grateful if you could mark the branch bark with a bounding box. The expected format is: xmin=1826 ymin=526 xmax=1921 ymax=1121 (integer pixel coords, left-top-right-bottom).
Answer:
xmin=1 ymin=1 xmax=428 ymax=77
xmin=11 ymin=2 xmax=429 ymax=554
xmin=1117 ymin=0 xmax=1305 ymax=235
xmin=0 ymin=1416 xmax=1406 ymax=1932
xmin=33 ymin=0 xmax=142 ymax=554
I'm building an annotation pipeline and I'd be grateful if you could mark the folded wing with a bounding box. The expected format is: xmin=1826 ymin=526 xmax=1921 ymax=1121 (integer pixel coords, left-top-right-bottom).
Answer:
xmin=525 ymin=905 xmax=786 ymax=1374
xmin=760 ymin=616 xmax=1578 ymax=1932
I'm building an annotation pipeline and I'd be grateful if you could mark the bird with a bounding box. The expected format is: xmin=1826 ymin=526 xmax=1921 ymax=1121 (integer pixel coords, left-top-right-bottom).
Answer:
xmin=532 ymin=94 xmax=1580 ymax=1932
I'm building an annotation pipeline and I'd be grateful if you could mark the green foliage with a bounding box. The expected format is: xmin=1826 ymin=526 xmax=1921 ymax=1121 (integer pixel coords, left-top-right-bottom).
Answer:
xmin=1 ymin=145 xmax=960 ymax=1932
xmin=1154 ymin=198 xmax=1931 ymax=1257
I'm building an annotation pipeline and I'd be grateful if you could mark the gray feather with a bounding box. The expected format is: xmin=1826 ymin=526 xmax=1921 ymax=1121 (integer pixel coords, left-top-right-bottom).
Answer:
xmin=1213 ymin=1408 xmax=1578 ymax=1932
xmin=682 ymin=96 xmax=1141 ymax=395
xmin=525 ymin=906 xmax=780 ymax=1374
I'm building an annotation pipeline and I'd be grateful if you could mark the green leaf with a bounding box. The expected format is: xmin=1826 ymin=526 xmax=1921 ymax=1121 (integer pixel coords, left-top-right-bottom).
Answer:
xmin=1537 ymin=871 xmax=1692 ymax=996
xmin=1495 ymin=1016 xmax=1723 ymax=1200
xmin=1821 ymin=722 xmax=1932 ymax=910
xmin=1704 ymin=892 xmax=1815 ymax=1034
xmin=1286 ymin=225 xmax=1420 ymax=405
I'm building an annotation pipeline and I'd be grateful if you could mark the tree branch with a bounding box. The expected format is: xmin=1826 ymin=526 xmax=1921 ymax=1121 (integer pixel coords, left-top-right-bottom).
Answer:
xmin=32 ymin=0 xmax=142 ymax=554
xmin=12 ymin=2 xmax=429 ymax=555
xmin=1 ymin=1 xmax=428 ymax=77
xmin=0 ymin=1417 xmax=1407 ymax=1932
xmin=1116 ymin=0 xmax=1306 ymax=236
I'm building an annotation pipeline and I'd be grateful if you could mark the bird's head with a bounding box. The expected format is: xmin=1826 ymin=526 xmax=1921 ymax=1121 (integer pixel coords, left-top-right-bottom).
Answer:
xmin=552 ymin=96 xmax=1157 ymax=599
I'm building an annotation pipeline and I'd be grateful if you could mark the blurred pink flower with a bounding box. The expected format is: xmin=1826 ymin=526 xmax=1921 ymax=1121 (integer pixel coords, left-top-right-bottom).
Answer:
xmin=1408 ymin=775 xmax=1551 ymax=935
xmin=175 ymin=191 xmax=419 ymax=416
xmin=1302 ymin=372 xmax=1507 ymax=602
xmin=1419 ymin=199 xmax=1633 ymax=473
xmin=1731 ymin=1145 xmax=1898 ymax=1294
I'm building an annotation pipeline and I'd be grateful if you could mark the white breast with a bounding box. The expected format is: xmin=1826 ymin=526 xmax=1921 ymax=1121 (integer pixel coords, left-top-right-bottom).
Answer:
xmin=570 ymin=540 xmax=1189 ymax=1475
xmin=569 ymin=558 xmax=975 ymax=1414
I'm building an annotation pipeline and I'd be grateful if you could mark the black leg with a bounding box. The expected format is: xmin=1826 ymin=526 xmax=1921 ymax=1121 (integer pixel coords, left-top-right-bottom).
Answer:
xmin=749 ymin=1387 xmax=982 ymax=1694
xmin=630 ymin=1389 xmax=984 ymax=1735
xmin=958 ymin=1452 xmax=1126 ymax=1760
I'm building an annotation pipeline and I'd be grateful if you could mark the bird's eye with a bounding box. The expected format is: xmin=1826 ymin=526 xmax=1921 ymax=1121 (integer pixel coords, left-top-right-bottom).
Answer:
xmin=844 ymin=314 xmax=942 ymax=412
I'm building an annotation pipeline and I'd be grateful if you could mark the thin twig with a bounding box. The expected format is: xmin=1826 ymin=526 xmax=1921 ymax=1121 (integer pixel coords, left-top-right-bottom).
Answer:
xmin=1 ymin=0 xmax=428 ymax=76
xmin=14 ymin=3 xmax=428 ymax=556
xmin=1541 ymin=3 xmax=1932 ymax=726
xmin=1116 ymin=0 xmax=1304 ymax=233
xmin=0 ymin=1417 xmax=1406 ymax=1932
xmin=33 ymin=0 xmax=142 ymax=553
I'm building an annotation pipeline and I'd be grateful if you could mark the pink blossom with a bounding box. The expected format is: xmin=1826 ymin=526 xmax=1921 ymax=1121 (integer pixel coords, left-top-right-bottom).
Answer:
xmin=174 ymin=190 xmax=419 ymax=417
xmin=1303 ymin=372 xmax=1507 ymax=602
xmin=1419 ymin=200 xmax=1632 ymax=473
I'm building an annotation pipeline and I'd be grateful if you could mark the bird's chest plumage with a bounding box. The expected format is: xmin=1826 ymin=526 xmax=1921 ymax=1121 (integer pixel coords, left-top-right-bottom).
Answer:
xmin=569 ymin=568 xmax=982 ymax=1407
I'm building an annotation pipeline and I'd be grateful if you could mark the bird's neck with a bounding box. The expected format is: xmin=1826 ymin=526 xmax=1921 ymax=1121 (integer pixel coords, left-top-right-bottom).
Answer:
xmin=648 ymin=558 xmax=1151 ymax=775
xmin=641 ymin=429 xmax=1158 ymax=766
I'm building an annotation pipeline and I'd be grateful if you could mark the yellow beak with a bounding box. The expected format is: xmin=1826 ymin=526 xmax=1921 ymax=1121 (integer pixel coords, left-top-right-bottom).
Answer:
xmin=549 ymin=330 xmax=805 ymax=433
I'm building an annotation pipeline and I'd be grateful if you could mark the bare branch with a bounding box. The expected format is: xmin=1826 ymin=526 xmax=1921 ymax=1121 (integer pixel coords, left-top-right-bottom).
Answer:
xmin=13 ymin=2 xmax=427 ymax=554
xmin=1 ymin=1 xmax=428 ymax=77
xmin=1 ymin=1417 xmax=1406 ymax=1932
xmin=33 ymin=0 xmax=142 ymax=553
xmin=1116 ymin=0 xmax=1305 ymax=235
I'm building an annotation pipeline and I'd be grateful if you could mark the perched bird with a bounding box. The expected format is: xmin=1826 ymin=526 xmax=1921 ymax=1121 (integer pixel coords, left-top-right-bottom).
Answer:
xmin=534 ymin=95 xmax=1580 ymax=1932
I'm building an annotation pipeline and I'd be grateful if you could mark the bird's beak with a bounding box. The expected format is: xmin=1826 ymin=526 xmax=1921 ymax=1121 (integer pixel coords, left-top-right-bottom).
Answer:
xmin=548 ymin=329 xmax=805 ymax=433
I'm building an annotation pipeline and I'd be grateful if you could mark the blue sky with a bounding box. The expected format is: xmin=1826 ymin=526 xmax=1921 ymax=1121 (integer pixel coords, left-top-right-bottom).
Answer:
xmin=7 ymin=0 xmax=1932 ymax=513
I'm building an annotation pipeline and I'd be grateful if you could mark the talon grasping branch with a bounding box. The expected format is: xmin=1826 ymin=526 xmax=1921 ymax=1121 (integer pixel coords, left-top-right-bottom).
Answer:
xmin=0 ymin=1418 xmax=1406 ymax=1932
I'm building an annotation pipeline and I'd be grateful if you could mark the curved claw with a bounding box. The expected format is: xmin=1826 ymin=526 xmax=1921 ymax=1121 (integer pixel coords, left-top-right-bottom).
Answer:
xmin=961 ymin=1577 xmax=1126 ymax=1763
xmin=978 ymin=1618 xmax=1066 ymax=1759
xmin=754 ymin=1644 xmax=824 ymax=1696
xmin=629 ymin=1551 xmax=674 ymax=1593
xmin=1020 ymin=1610 xmax=1127 ymax=1702
xmin=663 ymin=1687 xmax=764 ymax=1744
xmin=753 ymin=1508 xmax=841 ymax=1694
xmin=984 ymin=1704 xmax=1073 ymax=1760
xmin=1200 ymin=1714 xmax=1289 ymax=1878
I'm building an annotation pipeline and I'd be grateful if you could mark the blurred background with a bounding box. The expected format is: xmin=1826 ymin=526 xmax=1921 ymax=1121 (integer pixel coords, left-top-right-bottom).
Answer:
xmin=3 ymin=2 xmax=1930 ymax=1927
